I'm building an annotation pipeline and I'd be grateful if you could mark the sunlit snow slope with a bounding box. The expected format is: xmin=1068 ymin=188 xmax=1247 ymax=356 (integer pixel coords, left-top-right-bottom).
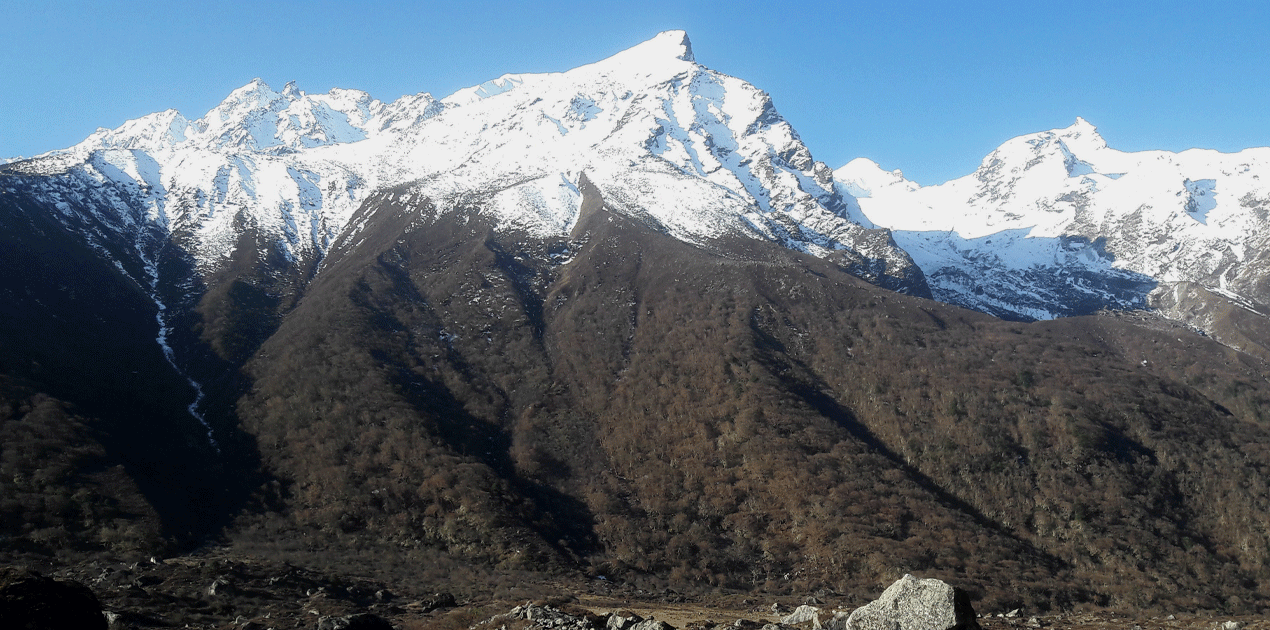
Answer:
xmin=0 ymin=31 xmax=930 ymax=439
xmin=838 ymin=119 xmax=1270 ymax=351
xmin=2 ymin=30 xmax=920 ymax=293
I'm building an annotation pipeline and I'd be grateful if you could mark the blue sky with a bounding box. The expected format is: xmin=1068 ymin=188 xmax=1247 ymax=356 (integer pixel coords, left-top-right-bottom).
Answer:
xmin=3 ymin=0 xmax=1268 ymax=185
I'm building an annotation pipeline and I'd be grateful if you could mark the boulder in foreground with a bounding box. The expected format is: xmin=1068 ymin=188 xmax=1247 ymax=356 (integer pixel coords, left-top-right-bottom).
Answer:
xmin=842 ymin=575 xmax=978 ymax=630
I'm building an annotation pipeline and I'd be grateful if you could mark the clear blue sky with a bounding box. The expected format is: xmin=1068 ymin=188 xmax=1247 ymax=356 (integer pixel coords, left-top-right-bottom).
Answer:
xmin=3 ymin=0 xmax=1269 ymax=185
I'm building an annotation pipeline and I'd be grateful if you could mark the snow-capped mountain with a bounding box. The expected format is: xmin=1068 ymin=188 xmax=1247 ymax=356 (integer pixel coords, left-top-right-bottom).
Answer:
xmin=0 ymin=30 xmax=932 ymax=454
xmin=11 ymin=32 xmax=1270 ymax=610
xmin=2 ymin=31 xmax=920 ymax=294
xmin=2 ymin=77 xmax=440 ymax=276
xmin=838 ymin=119 xmax=1270 ymax=353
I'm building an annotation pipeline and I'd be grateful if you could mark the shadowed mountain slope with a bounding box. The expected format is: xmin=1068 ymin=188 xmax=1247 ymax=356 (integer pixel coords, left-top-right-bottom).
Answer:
xmin=224 ymin=177 xmax=1270 ymax=612
xmin=3 ymin=31 xmax=1270 ymax=617
xmin=0 ymin=189 xmax=264 ymax=553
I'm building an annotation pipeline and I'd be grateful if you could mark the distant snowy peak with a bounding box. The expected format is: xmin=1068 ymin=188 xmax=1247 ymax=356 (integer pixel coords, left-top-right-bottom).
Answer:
xmin=843 ymin=117 xmax=1270 ymax=335
xmin=967 ymin=117 xmax=1113 ymax=201
xmin=65 ymin=78 xmax=443 ymax=156
xmin=844 ymin=117 xmax=1266 ymax=237
xmin=835 ymin=158 xmax=920 ymax=198
xmin=197 ymin=79 xmax=375 ymax=150
xmin=75 ymin=109 xmax=192 ymax=153
xmin=988 ymin=117 xmax=1109 ymax=169
xmin=375 ymin=92 xmax=445 ymax=132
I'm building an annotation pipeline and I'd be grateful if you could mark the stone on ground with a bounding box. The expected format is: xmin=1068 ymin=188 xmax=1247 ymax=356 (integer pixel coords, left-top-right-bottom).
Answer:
xmin=843 ymin=574 xmax=978 ymax=630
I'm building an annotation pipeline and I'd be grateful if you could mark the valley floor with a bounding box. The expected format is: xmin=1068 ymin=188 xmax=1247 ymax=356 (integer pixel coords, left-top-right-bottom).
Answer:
xmin=3 ymin=549 xmax=1264 ymax=630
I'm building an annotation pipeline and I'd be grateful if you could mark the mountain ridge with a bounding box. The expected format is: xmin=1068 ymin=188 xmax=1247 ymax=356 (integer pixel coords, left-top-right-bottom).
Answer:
xmin=0 ymin=29 xmax=928 ymax=466
xmin=4 ymin=31 xmax=1270 ymax=614
xmin=4 ymin=30 xmax=922 ymax=292
xmin=838 ymin=118 xmax=1270 ymax=351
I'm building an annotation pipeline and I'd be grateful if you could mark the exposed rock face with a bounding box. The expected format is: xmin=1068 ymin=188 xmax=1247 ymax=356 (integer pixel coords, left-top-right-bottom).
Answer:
xmin=205 ymin=577 xmax=235 ymax=597
xmin=316 ymin=612 xmax=395 ymax=630
xmin=609 ymin=612 xmax=644 ymax=630
xmin=782 ymin=604 xmax=824 ymax=626
xmin=483 ymin=604 xmax=604 ymax=630
xmin=824 ymin=612 xmax=851 ymax=630
xmin=1149 ymin=281 xmax=1270 ymax=360
xmin=843 ymin=575 xmax=978 ymax=630
xmin=419 ymin=591 xmax=456 ymax=612
xmin=478 ymin=604 xmax=677 ymax=630
xmin=0 ymin=567 xmax=107 ymax=630
xmin=632 ymin=620 xmax=675 ymax=630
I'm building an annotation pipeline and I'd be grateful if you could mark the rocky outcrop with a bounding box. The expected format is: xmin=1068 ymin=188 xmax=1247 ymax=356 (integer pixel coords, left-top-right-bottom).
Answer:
xmin=479 ymin=603 xmax=605 ymax=630
xmin=418 ymin=592 xmax=456 ymax=612
xmin=477 ymin=604 xmax=679 ymax=630
xmin=842 ymin=575 xmax=978 ymax=630
xmin=632 ymin=620 xmax=675 ymax=630
xmin=316 ymin=612 xmax=394 ymax=630
xmin=782 ymin=605 xmax=824 ymax=627
xmin=608 ymin=611 xmax=644 ymax=630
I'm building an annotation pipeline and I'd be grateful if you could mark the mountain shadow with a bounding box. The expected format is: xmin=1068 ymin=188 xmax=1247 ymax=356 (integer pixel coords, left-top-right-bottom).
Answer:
xmin=0 ymin=185 xmax=267 ymax=552
xmin=227 ymin=177 xmax=1270 ymax=612
xmin=892 ymin=228 xmax=1159 ymax=321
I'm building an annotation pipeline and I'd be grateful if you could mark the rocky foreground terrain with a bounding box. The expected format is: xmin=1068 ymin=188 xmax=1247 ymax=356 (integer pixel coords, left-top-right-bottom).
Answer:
xmin=3 ymin=551 xmax=1267 ymax=630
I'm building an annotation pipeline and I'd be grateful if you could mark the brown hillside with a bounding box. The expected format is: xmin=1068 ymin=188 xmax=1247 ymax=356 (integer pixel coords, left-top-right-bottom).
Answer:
xmin=227 ymin=176 xmax=1270 ymax=612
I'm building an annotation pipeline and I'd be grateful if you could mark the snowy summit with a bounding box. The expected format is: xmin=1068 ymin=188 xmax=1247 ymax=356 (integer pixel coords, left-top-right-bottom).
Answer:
xmin=3 ymin=30 xmax=916 ymax=292
xmin=839 ymin=118 xmax=1270 ymax=330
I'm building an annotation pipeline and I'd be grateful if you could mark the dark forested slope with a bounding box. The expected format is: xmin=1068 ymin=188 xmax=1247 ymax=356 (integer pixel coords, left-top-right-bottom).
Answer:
xmin=219 ymin=177 xmax=1270 ymax=612
xmin=0 ymin=189 xmax=260 ymax=554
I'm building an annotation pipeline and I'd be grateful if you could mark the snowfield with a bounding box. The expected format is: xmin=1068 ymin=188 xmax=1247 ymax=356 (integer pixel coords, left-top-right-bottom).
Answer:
xmin=838 ymin=118 xmax=1270 ymax=324
xmin=6 ymin=31 xmax=913 ymax=282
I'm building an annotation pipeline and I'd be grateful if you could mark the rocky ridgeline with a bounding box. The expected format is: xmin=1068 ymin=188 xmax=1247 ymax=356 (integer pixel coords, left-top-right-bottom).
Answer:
xmin=477 ymin=576 xmax=979 ymax=630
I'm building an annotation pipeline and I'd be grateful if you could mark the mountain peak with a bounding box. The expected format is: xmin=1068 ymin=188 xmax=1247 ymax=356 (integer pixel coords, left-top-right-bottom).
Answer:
xmin=1055 ymin=116 xmax=1107 ymax=154
xmin=228 ymin=77 xmax=276 ymax=98
xmin=1061 ymin=116 xmax=1101 ymax=138
xmin=835 ymin=157 xmax=919 ymax=198
xmin=597 ymin=30 xmax=696 ymax=71
xmin=661 ymin=29 xmax=695 ymax=62
xmin=211 ymin=78 xmax=290 ymax=117
xmin=624 ymin=30 xmax=695 ymax=62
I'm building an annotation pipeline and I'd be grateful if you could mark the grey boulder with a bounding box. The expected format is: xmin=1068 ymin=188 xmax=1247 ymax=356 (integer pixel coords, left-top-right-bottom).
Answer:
xmin=842 ymin=575 xmax=978 ymax=630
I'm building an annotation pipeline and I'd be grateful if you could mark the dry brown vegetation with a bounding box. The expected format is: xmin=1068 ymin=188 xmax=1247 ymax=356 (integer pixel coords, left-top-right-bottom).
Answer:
xmin=4 ymin=175 xmax=1270 ymax=615
xmin=224 ymin=180 xmax=1270 ymax=612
